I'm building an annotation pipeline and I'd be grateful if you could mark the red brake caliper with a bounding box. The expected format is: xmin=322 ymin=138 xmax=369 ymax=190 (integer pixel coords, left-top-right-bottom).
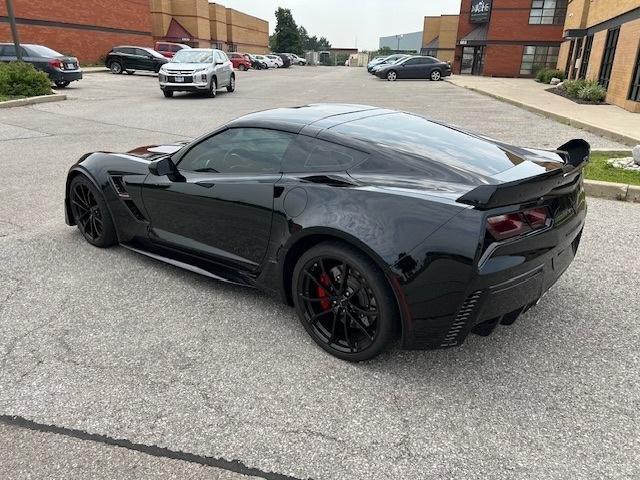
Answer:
xmin=317 ymin=272 xmax=332 ymax=311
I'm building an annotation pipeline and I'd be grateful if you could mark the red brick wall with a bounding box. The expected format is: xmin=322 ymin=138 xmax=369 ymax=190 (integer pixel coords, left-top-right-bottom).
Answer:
xmin=455 ymin=0 xmax=563 ymax=77
xmin=0 ymin=0 xmax=152 ymax=63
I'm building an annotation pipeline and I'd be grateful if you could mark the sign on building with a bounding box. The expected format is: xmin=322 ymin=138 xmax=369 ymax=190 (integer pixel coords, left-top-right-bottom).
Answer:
xmin=470 ymin=0 xmax=492 ymax=23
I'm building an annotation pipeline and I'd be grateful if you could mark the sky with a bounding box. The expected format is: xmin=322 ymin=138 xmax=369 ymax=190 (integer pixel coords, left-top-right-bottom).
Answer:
xmin=218 ymin=0 xmax=462 ymax=50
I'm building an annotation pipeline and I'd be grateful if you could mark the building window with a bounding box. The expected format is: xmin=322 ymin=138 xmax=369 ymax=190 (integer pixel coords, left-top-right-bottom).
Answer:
xmin=211 ymin=42 xmax=223 ymax=50
xmin=578 ymin=35 xmax=593 ymax=79
xmin=228 ymin=44 xmax=237 ymax=53
xmin=529 ymin=0 xmax=568 ymax=25
xmin=598 ymin=27 xmax=619 ymax=89
xmin=629 ymin=45 xmax=640 ymax=102
xmin=520 ymin=45 xmax=560 ymax=75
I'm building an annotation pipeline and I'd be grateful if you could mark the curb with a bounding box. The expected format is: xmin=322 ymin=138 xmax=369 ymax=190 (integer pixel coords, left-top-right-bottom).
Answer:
xmin=447 ymin=81 xmax=639 ymax=147
xmin=82 ymin=68 xmax=109 ymax=74
xmin=584 ymin=179 xmax=639 ymax=202
xmin=0 ymin=93 xmax=66 ymax=108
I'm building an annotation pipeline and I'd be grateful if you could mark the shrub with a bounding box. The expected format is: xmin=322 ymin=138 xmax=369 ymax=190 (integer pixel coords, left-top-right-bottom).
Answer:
xmin=561 ymin=79 xmax=587 ymax=97
xmin=536 ymin=68 xmax=565 ymax=84
xmin=577 ymin=81 xmax=607 ymax=102
xmin=0 ymin=61 xmax=51 ymax=98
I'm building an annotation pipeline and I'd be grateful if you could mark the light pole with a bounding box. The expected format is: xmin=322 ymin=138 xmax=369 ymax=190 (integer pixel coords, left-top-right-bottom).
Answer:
xmin=396 ymin=34 xmax=404 ymax=52
xmin=5 ymin=0 xmax=22 ymax=61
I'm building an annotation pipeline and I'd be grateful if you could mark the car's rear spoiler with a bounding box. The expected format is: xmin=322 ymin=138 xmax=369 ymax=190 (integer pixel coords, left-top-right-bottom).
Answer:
xmin=456 ymin=139 xmax=590 ymax=210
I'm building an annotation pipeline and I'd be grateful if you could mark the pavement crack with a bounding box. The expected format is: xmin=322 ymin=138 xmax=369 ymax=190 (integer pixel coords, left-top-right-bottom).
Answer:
xmin=0 ymin=414 xmax=310 ymax=480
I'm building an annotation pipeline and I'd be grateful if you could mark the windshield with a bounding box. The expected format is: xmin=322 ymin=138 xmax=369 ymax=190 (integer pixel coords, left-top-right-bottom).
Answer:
xmin=391 ymin=56 xmax=408 ymax=64
xmin=26 ymin=45 xmax=63 ymax=57
xmin=172 ymin=50 xmax=213 ymax=63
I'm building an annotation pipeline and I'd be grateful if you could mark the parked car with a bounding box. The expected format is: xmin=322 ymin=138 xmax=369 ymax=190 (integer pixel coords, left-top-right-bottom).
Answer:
xmin=154 ymin=42 xmax=191 ymax=58
xmin=266 ymin=54 xmax=284 ymax=68
xmin=368 ymin=54 xmax=409 ymax=74
xmin=228 ymin=52 xmax=252 ymax=71
xmin=0 ymin=43 xmax=82 ymax=88
xmin=375 ymin=56 xmax=452 ymax=81
xmin=64 ymin=103 xmax=588 ymax=361
xmin=247 ymin=54 xmax=267 ymax=70
xmin=253 ymin=54 xmax=277 ymax=69
xmin=290 ymin=54 xmax=307 ymax=66
xmin=274 ymin=53 xmax=291 ymax=68
xmin=158 ymin=48 xmax=234 ymax=98
xmin=105 ymin=46 xmax=168 ymax=74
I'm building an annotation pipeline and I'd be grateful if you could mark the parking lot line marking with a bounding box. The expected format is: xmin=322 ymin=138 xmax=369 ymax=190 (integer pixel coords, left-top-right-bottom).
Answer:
xmin=0 ymin=414 xmax=310 ymax=480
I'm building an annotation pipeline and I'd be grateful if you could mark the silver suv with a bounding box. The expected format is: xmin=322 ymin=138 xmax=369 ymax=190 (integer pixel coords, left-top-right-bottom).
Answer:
xmin=158 ymin=48 xmax=235 ymax=98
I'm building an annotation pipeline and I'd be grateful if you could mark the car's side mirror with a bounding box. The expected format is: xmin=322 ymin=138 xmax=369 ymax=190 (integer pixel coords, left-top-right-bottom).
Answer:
xmin=149 ymin=157 xmax=176 ymax=177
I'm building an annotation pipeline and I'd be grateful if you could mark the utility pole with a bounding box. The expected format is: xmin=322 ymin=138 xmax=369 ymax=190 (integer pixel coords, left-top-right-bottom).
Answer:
xmin=5 ymin=0 xmax=22 ymax=61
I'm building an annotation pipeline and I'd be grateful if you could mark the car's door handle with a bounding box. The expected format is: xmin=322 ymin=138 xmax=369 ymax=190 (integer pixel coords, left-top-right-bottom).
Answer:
xmin=196 ymin=181 xmax=216 ymax=188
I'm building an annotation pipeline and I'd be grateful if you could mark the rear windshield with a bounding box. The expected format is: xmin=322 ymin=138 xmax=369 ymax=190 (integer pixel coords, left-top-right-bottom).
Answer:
xmin=330 ymin=113 xmax=521 ymax=176
xmin=26 ymin=45 xmax=63 ymax=57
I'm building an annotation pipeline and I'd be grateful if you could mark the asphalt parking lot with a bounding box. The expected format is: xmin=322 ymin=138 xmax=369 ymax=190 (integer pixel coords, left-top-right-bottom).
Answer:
xmin=1 ymin=66 xmax=638 ymax=479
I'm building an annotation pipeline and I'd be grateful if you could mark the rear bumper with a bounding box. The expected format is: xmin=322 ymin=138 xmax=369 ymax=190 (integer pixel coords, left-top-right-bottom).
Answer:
xmin=50 ymin=70 xmax=83 ymax=82
xmin=398 ymin=196 xmax=586 ymax=349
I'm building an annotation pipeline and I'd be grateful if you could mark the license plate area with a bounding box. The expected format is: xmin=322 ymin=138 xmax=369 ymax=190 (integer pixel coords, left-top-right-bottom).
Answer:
xmin=174 ymin=76 xmax=184 ymax=83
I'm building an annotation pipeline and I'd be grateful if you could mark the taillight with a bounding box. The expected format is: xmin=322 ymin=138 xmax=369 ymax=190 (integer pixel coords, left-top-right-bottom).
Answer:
xmin=49 ymin=59 xmax=63 ymax=69
xmin=486 ymin=207 xmax=549 ymax=241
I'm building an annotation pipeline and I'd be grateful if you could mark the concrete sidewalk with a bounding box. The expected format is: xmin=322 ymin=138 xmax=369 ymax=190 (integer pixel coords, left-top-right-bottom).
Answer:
xmin=447 ymin=76 xmax=640 ymax=146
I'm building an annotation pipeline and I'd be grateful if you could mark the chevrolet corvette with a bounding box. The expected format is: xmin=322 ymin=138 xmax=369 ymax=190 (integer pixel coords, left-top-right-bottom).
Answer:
xmin=64 ymin=104 xmax=588 ymax=361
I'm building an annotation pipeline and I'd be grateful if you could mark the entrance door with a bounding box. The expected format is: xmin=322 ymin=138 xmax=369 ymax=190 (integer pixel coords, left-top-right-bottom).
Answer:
xmin=460 ymin=46 xmax=485 ymax=75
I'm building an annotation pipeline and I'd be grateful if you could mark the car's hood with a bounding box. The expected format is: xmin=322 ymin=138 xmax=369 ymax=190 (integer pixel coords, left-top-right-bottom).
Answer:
xmin=164 ymin=62 xmax=210 ymax=71
xmin=126 ymin=142 xmax=188 ymax=160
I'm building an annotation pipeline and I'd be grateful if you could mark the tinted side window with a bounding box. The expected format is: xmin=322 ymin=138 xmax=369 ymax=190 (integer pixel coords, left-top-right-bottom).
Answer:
xmin=135 ymin=48 xmax=149 ymax=56
xmin=1 ymin=45 xmax=25 ymax=57
xmin=178 ymin=128 xmax=295 ymax=174
xmin=404 ymin=58 xmax=420 ymax=65
xmin=122 ymin=48 xmax=135 ymax=55
xmin=282 ymin=136 xmax=368 ymax=173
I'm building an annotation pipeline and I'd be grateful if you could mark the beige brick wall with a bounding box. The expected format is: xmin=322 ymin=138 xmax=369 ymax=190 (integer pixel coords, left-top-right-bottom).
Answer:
xmin=587 ymin=0 xmax=640 ymax=27
xmin=422 ymin=17 xmax=441 ymax=47
xmin=605 ymin=18 xmax=640 ymax=112
xmin=226 ymin=8 xmax=269 ymax=51
xmin=439 ymin=15 xmax=459 ymax=52
xmin=564 ymin=0 xmax=591 ymax=29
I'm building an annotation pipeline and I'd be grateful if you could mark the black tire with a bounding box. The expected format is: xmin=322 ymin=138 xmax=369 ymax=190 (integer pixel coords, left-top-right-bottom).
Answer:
xmin=386 ymin=70 xmax=397 ymax=82
xmin=109 ymin=61 xmax=123 ymax=74
xmin=226 ymin=74 xmax=235 ymax=92
xmin=125 ymin=70 xmax=134 ymax=75
xmin=69 ymin=175 xmax=117 ymax=248
xmin=162 ymin=89 xmax=173 ymax=98
xmin=54 ymin=80 xmax=70 ymax=88
xmin=207 ymin=78 xmax=217 ymax=98
xmin=292 ymin=241 xmax=397 ymax=362
xmin=430 ymin=69 xmax=442 ymax=81
xmin=238 ymin=64 xmax=246 ymax=71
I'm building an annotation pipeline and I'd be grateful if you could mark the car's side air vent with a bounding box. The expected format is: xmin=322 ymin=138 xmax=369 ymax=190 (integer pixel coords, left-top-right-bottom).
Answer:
xmin=110 ymin=175 xmax=130 ymax=198
xmin=440 ymin=290 xmax=483 ymax=347
xmin=124 ymin=200 xmax=146 ymax=221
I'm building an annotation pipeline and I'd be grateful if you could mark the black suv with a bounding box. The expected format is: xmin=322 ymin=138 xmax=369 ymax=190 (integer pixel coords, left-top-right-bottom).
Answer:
xmin=105 ymin=46 xmax=168 ymax=75
xmin=0 ymin=43 xmax=82 ymax=88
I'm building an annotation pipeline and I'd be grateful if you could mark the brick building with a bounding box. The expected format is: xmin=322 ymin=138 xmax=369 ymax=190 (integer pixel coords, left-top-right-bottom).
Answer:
xmin=422 ymin=15 xmax=459 ymax=63
xmin=558 ymin=0 xmax=640 ymax=112
xmin=454 ymin=0 xmax=565 ymax=77
xmin=150 ymin=0 xmax=269 ymax=54
xmin=0 ymin=0 xmax=153 ymax=63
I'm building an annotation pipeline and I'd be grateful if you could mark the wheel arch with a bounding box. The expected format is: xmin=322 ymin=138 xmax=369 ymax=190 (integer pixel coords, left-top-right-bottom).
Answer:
xmin=65 ymin=166 xmax=117 ymax=241
xmin=279 ymin=227 xmax=408 ymax=338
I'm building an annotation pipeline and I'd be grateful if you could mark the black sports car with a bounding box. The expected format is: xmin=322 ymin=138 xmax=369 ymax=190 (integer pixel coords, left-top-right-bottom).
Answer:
xmin=64 ymin=104 xmax=588 ymax=361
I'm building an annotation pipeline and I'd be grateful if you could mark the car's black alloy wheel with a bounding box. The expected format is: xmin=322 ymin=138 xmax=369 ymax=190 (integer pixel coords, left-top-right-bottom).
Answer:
xmin=386 ymin=70 xmax=397 ymax=82
xmin=430 ymin=69 xmax=442 ymax=81
xmin=293 ymin=242 xmax=396 ymax=361
xmin=69 ymin=176 xmax=117 ymax=248
xmin=227 ymin=74 xmax=235 ymax=92
xmin=162 ymin=89 xmax=174 ymax=98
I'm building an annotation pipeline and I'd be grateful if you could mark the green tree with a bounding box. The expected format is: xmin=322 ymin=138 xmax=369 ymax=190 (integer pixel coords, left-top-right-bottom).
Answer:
xmin=317 ymin=36 xmax=331 ymax=50
xmin=273 ymin=8 xmax=302 ymax=54
xmin=377 ymin=46 xmax=393 ymax=56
